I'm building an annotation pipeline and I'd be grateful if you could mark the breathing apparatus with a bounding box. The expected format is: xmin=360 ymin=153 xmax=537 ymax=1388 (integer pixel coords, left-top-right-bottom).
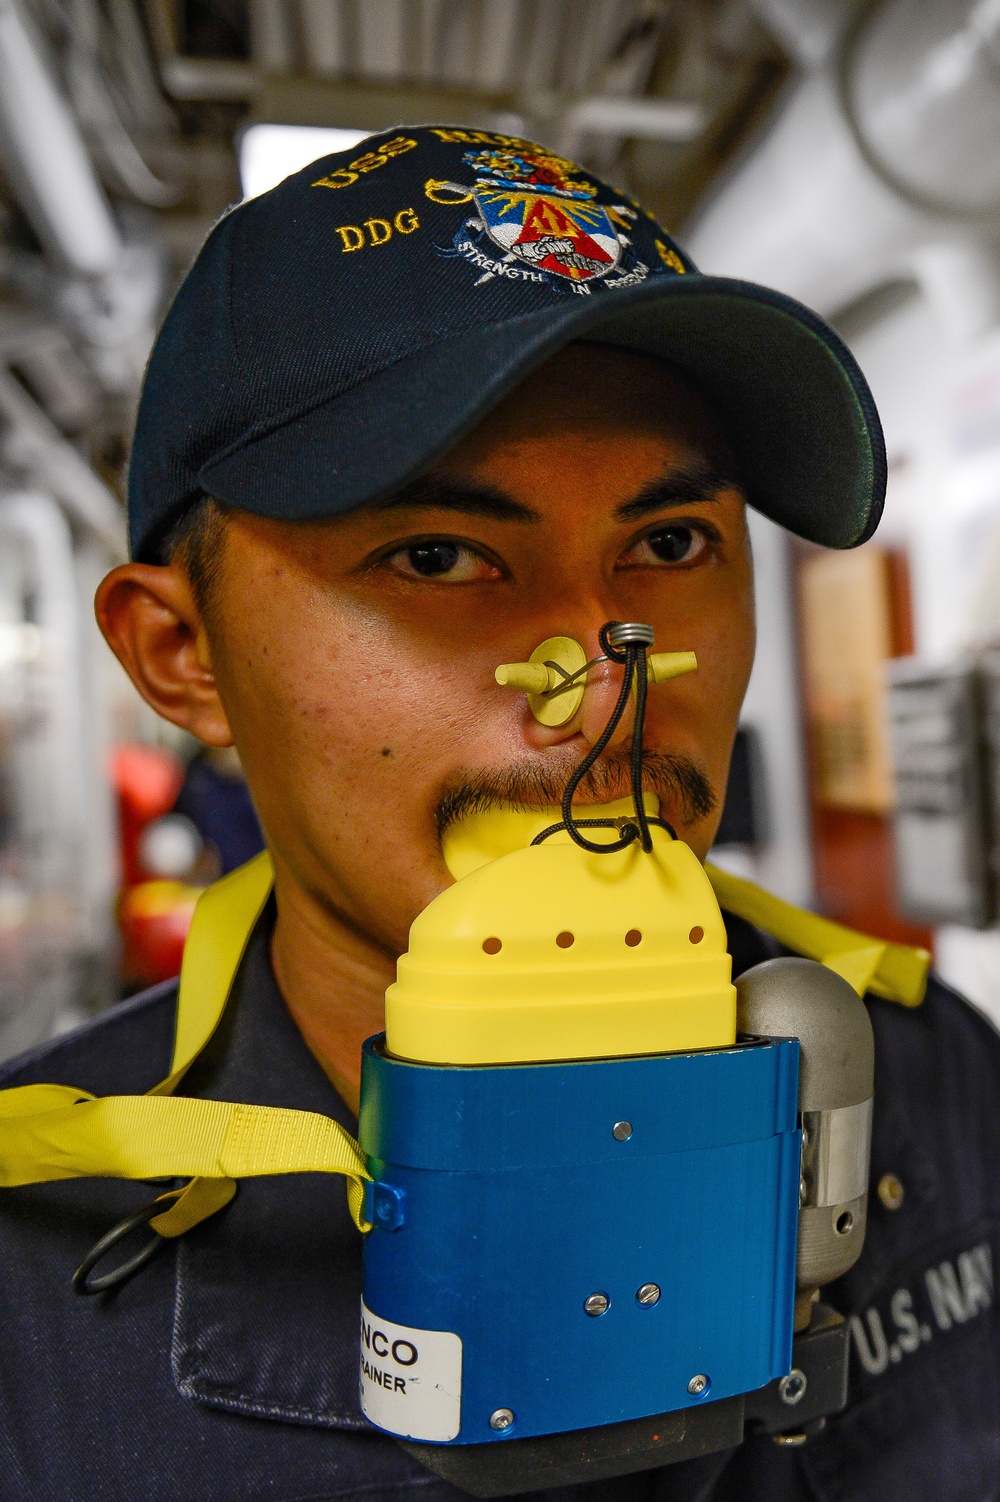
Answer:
xmin=0 ymin=621 xmax=929 ymax=1495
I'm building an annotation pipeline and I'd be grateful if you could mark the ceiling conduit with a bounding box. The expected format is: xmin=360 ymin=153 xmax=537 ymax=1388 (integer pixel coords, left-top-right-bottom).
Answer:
xmin=0 ymin=0 xmax=122 ymax=278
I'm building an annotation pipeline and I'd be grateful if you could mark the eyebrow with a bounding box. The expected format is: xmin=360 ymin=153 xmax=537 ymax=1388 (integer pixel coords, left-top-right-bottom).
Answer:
xmin=376 ymin=461 xmax=742 ymax=527
xmin=375 ymin=475 xmax=540 ymax=523
xmin=614 ymin=463 xmax=744 ymax=522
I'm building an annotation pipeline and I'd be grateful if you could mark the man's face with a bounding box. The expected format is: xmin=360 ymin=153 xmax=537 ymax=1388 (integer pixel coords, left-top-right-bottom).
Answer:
xmin=188 ymin=346 xmax=754 ymax=954
xmin=103 ymin=344 xmax=754 ymax=964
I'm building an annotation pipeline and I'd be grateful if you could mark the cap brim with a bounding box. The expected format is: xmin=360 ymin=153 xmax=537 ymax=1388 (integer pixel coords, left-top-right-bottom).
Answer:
xmin=198 ymin=274 xmax=884 ymax=552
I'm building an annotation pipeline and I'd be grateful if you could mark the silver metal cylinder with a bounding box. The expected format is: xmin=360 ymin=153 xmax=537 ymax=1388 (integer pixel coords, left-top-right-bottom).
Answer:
xmin=735 ymin=958 xmax=875 ymax=1298
xmin=796 ymin=1195 xmax=868 ymax=1287
xmin=800 ymin=1097 xmax=873 ymax=1207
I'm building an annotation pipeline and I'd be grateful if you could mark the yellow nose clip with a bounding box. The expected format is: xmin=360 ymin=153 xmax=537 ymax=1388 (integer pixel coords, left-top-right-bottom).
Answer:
xmin=495 ymin=634 xmax=698 ymax=725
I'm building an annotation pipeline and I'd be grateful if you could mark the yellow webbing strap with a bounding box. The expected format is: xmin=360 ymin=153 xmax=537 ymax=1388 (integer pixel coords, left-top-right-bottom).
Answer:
xmin=0 ymin=851 xmax=372 ymax=1237
xmin=705 ymin=863 xmax=930 ymax=1008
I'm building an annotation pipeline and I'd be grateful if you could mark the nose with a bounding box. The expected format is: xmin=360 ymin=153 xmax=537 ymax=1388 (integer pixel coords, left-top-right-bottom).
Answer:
xmin=576 ymin=642 xmax=634 ymax=750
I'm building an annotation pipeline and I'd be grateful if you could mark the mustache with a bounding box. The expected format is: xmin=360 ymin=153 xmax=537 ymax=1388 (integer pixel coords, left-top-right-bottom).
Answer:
xmin=436 ymin=748 xmax=717 ymax=838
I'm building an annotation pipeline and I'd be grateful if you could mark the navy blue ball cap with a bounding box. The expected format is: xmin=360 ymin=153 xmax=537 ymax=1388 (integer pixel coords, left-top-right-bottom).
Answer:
xmin=128 ymin=124 xmax=885 ymax=562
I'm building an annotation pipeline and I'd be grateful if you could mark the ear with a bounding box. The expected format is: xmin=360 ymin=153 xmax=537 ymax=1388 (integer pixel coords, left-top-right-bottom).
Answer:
xmin=95 ymin=563 xmax=234 ymax=747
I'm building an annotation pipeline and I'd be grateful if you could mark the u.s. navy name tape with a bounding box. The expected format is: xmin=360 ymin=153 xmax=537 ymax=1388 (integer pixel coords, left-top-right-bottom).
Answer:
xmin=850 ymin=1236 xmax=994 ymax=1380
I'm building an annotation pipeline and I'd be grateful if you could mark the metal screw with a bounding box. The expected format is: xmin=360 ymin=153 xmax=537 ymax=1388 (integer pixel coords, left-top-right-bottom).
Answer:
xmin=877 ymin=1172 xmax=905 ymax=1211
xmin=613 ymin=1121 xmax=633 ymax=1141
xmin=584 ymin=1292 xmax=610 ymax=1317
xmin=779 ymin=1369 xmax=808 ymax=1406
xmin=687 ymin=1374 xmax=710 ymax=1397
xmin=489 ymin=1408 xmax=515 ymax=1431
xmin=636 ymin=1283 xmax=661 ymax=1306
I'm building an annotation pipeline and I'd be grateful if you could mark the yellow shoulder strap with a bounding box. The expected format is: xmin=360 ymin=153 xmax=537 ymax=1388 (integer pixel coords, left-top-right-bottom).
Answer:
xmin=0 ymin=851 xmax=372 ymax=1237
xmin=705 ymin=862 xmax=930 ymax=1008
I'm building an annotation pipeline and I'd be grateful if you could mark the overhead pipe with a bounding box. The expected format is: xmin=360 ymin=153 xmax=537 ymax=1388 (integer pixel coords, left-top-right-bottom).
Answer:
xmin=0 ymin=490 xmax=88 ymax=1057
xmin=750 ymin=0 xmax=852 ymax=68
xmin=687 ymin=0 xmax=1000 ymax=342
xmin=0 ymin=0 xmax=122 ymax=278
xmin=0 ymin=368 xmax=126 ymax=558
xmin=555 ymin=94 xmax=707 ymax=158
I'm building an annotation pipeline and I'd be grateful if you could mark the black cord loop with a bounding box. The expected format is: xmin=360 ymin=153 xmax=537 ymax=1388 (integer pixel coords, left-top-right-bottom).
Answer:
xmin=533 ymin=620 xmax=665 ymax=856
xmin=72 ymin=1198 xmax=168 ymax=1296
xmin=532 ymin=816 xmax=676 ymax=847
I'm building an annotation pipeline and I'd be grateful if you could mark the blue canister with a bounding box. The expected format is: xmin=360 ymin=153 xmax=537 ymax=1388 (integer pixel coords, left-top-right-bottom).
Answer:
xmin=358 ymin=1035 xmax=800 ymax=1445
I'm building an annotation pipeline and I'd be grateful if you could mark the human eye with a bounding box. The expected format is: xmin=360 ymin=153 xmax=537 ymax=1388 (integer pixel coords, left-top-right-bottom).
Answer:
xmin=618 ymin=521 xmax=713 ymax=570
xmin=381 ymin=538 xmax=503 ymax=583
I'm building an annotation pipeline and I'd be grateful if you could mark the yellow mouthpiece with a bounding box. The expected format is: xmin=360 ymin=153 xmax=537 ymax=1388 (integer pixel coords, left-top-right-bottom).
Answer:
xmin=385 ymin=796 xmax=735 ymax=1068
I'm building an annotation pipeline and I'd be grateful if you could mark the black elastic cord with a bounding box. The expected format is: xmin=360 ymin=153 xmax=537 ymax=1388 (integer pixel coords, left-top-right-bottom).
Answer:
xmin=531 ymin=816 xmax=676 ymax=847
xmin=532 ymin=815 xmax=636 ymax=847
xmin=557 ymin=634 xmax=640 ymax=854
xmin=630 ymin=644 xmax=652 ymax=852
xmin=599 ymin=621 xmax=652 ymax=852
xmin=535 ymin=620 xmax=661 ymax=856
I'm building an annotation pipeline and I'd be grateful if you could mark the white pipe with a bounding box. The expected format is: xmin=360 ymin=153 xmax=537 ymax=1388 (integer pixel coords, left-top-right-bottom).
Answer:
xmin=0 ymin=490 xmax=88 ymax=1056
xmin=0 ymin=491 xmax=87 ymax=854
xmin=561 ymin=95 xmax=707 ymax=141
xmin=158 ymin=55 xmax=255 ymax=102
xmin=686 ymin=11 xmax=1000 ymax=345
xmin=0 ymin=369 xmax=126 ymax=557
xmin=909 ymin=241 xmax=1000 ymax=345
xmin=476 ymin=0 xmax=523 ymax=90
xmin=249 ymin=0 xmax=296 ymax=72
xmin=71 ymin=531 xmax=123 ymax=964
xmin=685 ymin=70 xmax=933 ymax=314
xmin=0 ymin=0 xmax=121 ymax=277
xmin=355 ymin=0 xmax=408 ymax=82
xmin=751 ymin=0 xmax=852 ymax=67
xmin=299 ymin=0 xmax=349 ymax=77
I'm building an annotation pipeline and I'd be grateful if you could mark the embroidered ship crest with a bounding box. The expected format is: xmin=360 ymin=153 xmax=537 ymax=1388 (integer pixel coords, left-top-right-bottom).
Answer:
xmin=433 ymin=144 xmax=657 ymax=296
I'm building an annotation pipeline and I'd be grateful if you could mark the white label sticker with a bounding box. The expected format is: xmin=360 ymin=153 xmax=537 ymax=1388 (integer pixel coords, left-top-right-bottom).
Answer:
xmin=359 ymin=1301 xmax=463 ymax=1442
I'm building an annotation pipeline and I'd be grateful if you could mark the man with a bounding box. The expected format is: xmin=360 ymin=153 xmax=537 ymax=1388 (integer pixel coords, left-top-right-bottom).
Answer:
xmin=0 ymin=128 xmax=997 ymax=1502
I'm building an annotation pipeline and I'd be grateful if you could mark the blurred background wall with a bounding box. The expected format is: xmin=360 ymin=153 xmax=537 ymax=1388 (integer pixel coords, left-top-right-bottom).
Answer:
xmin=0 ymin=0 xmax=999 ymax=1054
